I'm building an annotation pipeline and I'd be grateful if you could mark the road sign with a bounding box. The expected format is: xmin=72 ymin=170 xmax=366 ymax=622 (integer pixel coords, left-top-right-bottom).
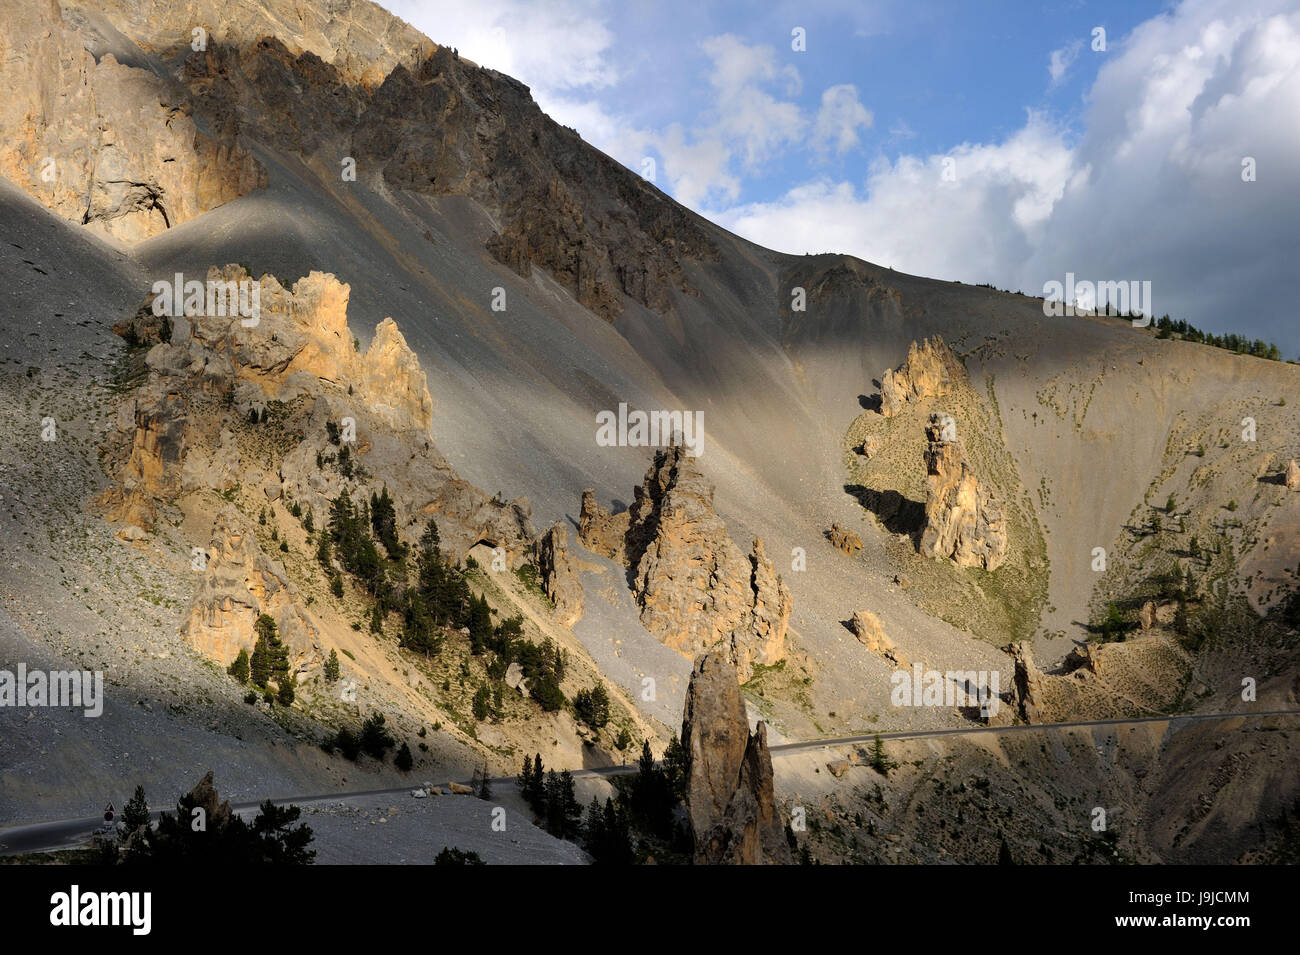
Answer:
xmin=103 ymin=803 xmax=115 ymax=824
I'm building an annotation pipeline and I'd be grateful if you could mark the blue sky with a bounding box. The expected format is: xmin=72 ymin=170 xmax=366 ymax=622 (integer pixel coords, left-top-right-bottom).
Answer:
xmin=387 ymin=0 xmax=1300 ymax=356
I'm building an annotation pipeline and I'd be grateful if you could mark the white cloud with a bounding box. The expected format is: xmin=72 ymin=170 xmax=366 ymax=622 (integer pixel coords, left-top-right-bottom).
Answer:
xmin=386 ymin=0 xmax=617 ymax=106
xmin=710 ymin=0 xmax=1300 ymax=352
xmin=710 ymin=114 xmax=1073 ymax=279
xmin=812 ymin=84 xmax=873 ymax=156
xmin=699 ymin=34 xmax=806 ymax=169
xmin=1048 ymin=40 xmax=1082 ymax=88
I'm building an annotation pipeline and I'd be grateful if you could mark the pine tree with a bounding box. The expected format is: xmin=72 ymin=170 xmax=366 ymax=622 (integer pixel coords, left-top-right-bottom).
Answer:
xmin=324 ymin=648 xmax=340 ymax=683
xmin=276 ymin=671 xmax=296 ymax=706
xmin=472 ymin=684 xmax=491 ymax=721
xmin=523 ymin=753 xmax=545 ymax=813
xmin=868 ymin=735 xmax=897 ymax=776
xmin=663 ymin=733 xmax=688 ymax=802
xmin=395 ymin=741 xmax=413 ymax=772
xmin=582 ymin=797 xmax=605 ymax=856
xmin=360 ymin=712 xmax=395 ymax=761
xmin=558 ymin=770 xmax=582 ymax=839
xmin=249 ymin=635 xmax=271 ymax=688
xmin=369 ymin=486 xmax=404 ymax=559
xmin=518 ymin=755 xmax=534 ymax=802
xmin=468 ymin=594 xmax=492 ymax=654
xmin=122 ymin=784 xmax=150 ymax=835
xmin=597 ymin=798 xmax=633 ymax=865
xmin=478 ymin=765 xmax=492 ymax=801
xmin=227 ymin=647 xmax=250 ymax=684
xmin=256 ymin=614 xmax=290 ymax=685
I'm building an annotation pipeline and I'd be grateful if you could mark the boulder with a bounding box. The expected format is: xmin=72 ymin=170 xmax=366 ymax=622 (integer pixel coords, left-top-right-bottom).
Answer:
xmin=829 ymin=522 xmax=863 ymax=555
xmin=857 ymin=434 xmax=883 ymax=459
xmin=184 ymin=771 xmax=233 ymax=831
xmin=850 ymin=610 xmax=888 ymax=650
xmin=578 ymin=488 xmax=628 ymax=561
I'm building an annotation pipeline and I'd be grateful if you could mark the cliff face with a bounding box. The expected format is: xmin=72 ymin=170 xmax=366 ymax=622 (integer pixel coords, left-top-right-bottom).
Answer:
xmin=0 ymin=1 xmax=266 ymax=241
xmin=578 ymin=448 xmax=791 ymax=681
xmin=10 ymin=0 xmax=718 ymax=321
xmin=183 ymin=505 xmax=320 ymax=671
xmin=681 ymin=651 xmax=791 ymax=865
xmin=919 ymin=413 xmax=1009 ymax=570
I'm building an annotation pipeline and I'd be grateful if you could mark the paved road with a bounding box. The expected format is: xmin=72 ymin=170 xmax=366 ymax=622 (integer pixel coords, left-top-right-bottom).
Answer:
xmin=3 ymin=708 xmax=1295 ymax=856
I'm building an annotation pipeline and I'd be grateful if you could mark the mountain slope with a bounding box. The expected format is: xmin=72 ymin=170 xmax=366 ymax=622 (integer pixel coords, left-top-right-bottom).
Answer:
xmin=1 ymin=0 xmax=1297 ymax=864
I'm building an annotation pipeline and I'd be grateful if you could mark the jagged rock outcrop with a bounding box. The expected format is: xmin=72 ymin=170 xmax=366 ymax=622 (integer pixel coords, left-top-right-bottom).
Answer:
xmin=1287 ymin=459 xmax=1300 ymax=490
xmin=879 ymin=336 xmax=965 ymax=418
xmin=1008 ymin=641 xmax=1044 ymax=723
xmin=0 ymin=2 xmax=266 ymax=241
xmin=582 ymin=448 xmax=791 ymax=681
xmin=1139 ymin=600 xmax=1158 ymax=631
xmin=184 ymin=771 xmax=234 ymax=830
xmin=359 ymin=318 xmax=435 ymax=434
xmin=829 ymin=522 xmax=863 ymax=555
xmin=537 ymin=522 xmax=585 ymax=628
xmin=349 ymin=51 xmax=719 ymax=321
xmin=681 ymin=651 xmax=791 ymax=865
xmin=578 ymin=489 xmax=628 ymax=562
xmin=919 ymin=413 xmax=1008 ymax=570
xmin=101 ymin=266 xmax=534 ymax=566
xmin=182 ymin=506 xmax=320 ymax=670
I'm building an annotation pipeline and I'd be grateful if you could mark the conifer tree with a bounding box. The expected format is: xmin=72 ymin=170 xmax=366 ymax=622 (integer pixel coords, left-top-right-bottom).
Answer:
xmin=227 ymin=647 xmax=250 ymax=685
xmin=277 ymin=671 xmax=296 ymax=706
xmin=395 ymin=741 xmax=413 ymax=772
xmin=249 ymin=635 xmax=271 ymax=687
xmin=122 ymin=784 xmax=150 ymax=835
